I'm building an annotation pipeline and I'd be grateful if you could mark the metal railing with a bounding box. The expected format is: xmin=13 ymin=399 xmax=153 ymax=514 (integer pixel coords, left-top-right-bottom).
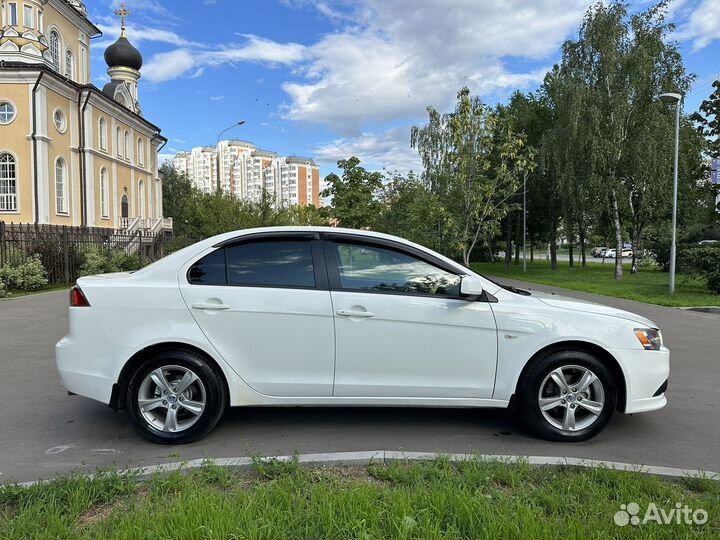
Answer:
xmin=0 ymin=221 xmax=187 ymax=286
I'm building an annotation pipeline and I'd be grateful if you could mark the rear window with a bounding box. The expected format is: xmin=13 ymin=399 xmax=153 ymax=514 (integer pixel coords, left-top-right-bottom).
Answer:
xmin=188 ymin=240 xmax=315 ymax=288
xmin=228 ymin=240 xmax=315 ymax=288
xmin=188 ymin=248 xmax=226 ymax=285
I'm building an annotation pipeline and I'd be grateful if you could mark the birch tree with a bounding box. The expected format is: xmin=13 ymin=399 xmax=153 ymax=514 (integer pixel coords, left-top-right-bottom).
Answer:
xmin=411 ymin=88 xmax=534 ymax=266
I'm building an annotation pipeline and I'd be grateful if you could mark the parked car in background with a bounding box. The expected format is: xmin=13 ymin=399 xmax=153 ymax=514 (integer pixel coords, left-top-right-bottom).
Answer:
xmin=698 ymin=240 xmax=719 ymax=246
xmin=592 ymin=247 xmax=607 ymax=258
xmin=56 ymin=227 xmax=669 ymax=445
xmin=605 ymin=248 xmax=633 ymax=259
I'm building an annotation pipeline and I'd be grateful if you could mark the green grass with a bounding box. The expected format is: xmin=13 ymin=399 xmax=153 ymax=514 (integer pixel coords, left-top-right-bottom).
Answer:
xmin=1 ymin=458 xmax=718 ymax=539
xmin=472 ymin=260 xmax=720 ymax=307
xmin=0 ymin=285 xmax=69 ymax=300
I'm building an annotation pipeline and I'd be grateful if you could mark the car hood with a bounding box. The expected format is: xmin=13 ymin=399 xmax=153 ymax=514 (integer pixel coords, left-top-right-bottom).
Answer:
xmin=531 ymin=291 xmax=658 ymax=328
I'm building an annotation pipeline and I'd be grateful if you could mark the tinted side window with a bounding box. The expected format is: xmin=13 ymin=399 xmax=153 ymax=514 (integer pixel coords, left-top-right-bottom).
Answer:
xmin=227 ymin=240 xmax=315 ymax=288
xmin=333 ymin=243 xmax=461 ymax=296
xmin=188 ymin=248 xmax=226 ymax=285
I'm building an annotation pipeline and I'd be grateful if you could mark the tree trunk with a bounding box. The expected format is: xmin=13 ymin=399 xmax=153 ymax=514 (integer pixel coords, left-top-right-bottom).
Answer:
xmin=550 ymin=218 xmax=558 ymax=270
xmin=504 ymin=214 xmax=512 ymax=270
xmin=631 ymin=224 xmax=642 ymax=274
xmin=463 ymin=245 xmax=470 ymax=268
xmin=611 ymin=189 xmax=623 ymax=280
xmin=514 ymin=214 xmax=521 ymax=265
xmin=579 ymin=226 xmax=586 ymax=267
xmin=530 ymin=238 xmax=534 ymax=263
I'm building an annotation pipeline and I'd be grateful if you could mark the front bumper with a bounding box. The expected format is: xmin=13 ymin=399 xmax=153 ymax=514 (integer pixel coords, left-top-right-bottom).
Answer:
xmin=611 ymin=346 xmax=670 ymax=414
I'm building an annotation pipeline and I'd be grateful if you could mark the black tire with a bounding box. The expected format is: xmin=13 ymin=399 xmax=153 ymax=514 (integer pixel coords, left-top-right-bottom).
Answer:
xmin=126 ymin=349 xmax=227 ymax=444
xmin=518 ymin=349 xmax=617 ymax=442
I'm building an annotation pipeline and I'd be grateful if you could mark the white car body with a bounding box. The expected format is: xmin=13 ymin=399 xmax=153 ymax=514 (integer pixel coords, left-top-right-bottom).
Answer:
xmin=56 ymin=227 xmax=669 ymax=440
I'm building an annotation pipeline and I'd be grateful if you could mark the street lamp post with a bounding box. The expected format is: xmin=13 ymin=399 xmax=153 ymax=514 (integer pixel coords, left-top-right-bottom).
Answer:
xmin=215 ymin=121 xmax=245 ymax=193
xmin=658 ymin=92 xmax=682 ymax=295
xmin=523 ymin=172 xmax=527 ymax=273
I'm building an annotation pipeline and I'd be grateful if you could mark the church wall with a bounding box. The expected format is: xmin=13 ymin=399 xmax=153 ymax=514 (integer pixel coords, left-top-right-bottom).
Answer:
xmin=45 ymin=86 xmax=76 ymax=226
xmin=0 ymin=82 xmax=33 ymax=224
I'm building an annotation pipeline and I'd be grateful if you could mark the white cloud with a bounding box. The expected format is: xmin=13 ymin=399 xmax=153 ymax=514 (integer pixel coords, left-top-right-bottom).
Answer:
xmin=281 ymin=0 xmax=592 ymax=131
xmin=95 ymin=22 xmax=198 ymax=48
xmin=210 ymin=95 xmax=225 ymax=101
xmin=142 ymin=35 xmax=306 ymax=83
xmin=313 ymin=127 xmax=422 ymax=174
xmin=674 ymin=0 xmax=720 ymax=50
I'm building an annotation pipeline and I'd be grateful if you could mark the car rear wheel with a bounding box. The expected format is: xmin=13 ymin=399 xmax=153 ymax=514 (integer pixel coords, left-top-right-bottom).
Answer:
xmin=518 ymin=350 xmax=617 ymax=442
xmin=126 ymin=349 xmax=227 ymax=444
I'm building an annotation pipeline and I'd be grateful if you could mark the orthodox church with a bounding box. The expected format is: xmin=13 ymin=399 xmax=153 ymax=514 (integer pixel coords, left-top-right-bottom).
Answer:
xmin=0 ymin=0 xmax=169 ymax=232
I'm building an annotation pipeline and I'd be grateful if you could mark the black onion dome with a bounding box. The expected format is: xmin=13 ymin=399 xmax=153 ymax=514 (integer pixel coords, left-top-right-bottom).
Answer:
xmin=104 ymin=36 xmax=143 ymax=70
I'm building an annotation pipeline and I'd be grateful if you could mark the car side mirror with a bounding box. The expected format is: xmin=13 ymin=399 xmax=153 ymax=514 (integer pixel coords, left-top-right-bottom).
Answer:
xmin=460 ymin=276 xmax=484 ymax=298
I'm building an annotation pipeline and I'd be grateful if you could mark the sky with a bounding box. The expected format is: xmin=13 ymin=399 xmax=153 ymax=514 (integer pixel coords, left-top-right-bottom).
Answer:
xmin=86 ymin=0 xmax=720 ymax=178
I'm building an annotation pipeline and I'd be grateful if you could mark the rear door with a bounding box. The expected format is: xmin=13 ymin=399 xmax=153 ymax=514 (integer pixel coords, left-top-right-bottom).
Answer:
xmin=179 ymin=234 xmax=335 ymax=397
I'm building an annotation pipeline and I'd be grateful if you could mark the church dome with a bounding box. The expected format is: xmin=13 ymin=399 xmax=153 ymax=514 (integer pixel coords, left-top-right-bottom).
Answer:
xmin=104 ymin=35 xmax=142 ymax=71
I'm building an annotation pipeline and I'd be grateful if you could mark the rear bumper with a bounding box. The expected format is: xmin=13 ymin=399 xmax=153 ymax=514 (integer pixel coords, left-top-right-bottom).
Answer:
xmin=612 ymin=347 xmax=670 ymax=414
xmin=56 ymin=335 xmax=115 ymax=405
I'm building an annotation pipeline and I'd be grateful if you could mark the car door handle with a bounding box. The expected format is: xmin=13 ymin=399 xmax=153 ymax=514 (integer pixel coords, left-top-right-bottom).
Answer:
xmin=192 ymin=302 xmax=231 ymax=311
xmin=336 ymin=309 xmax=375 ymax=318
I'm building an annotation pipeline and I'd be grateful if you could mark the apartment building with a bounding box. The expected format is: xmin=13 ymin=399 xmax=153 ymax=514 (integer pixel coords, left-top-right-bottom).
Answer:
xmin=173 ymin=142 xmax=321 ymax=208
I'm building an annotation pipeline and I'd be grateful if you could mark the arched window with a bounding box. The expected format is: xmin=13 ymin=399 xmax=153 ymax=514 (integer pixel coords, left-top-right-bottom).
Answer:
xmin=99 ymin=118 xmax=107 ymax=151
xmin=49 ymin=30 xmax=60 ymax=71
xmin=138 ymin=180 xmax=145 ymax=219
xmin=116 ymin=126 xmax=122 ymax=156
xmin=0 ymin=153 xmax=17 ymax=212
xmin=100 ymin=168 xmax=109 ymax=218
xmin=55 ymin=157 xmax=68 ymax=214
xmin=124 ymin=130 xmax=130 ymax=160
xmin=64 ymin=48 xmax=73 ymax=79
xmin=137 ymin=138 xmax=144 ymax=166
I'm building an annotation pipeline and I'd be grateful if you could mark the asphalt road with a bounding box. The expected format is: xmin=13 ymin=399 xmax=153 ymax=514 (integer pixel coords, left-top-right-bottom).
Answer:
xmin=1 ymin=282 xmax=718 ymax=484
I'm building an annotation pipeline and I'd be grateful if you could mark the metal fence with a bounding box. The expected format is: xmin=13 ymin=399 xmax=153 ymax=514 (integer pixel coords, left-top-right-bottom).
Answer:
xmin=0 ymin=221 xmax=194 ymax=286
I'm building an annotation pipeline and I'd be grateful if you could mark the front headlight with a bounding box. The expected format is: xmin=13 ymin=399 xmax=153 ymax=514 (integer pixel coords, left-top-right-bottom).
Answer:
xmin=634 ymin=328 xmax=662 ymax=350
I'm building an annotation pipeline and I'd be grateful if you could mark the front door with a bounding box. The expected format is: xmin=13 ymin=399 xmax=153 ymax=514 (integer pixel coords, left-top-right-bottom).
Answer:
xmin=326 ymin=239 xmax=498 ymax=398
xmin=121 ymin=194 xmax=129 ymax=218
xmin=179 ymin=236 xmax=335 ymax=397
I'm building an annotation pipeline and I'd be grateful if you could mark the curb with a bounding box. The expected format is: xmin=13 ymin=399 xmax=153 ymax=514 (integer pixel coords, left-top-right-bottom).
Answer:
xmin=16 ymin=451 xmax=720 ymax=487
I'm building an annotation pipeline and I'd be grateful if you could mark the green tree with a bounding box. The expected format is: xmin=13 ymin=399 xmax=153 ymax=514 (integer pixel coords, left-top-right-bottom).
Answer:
xmin=322 ymin=157 xmax=384 ymax=229
xmin=691 ymin=79 xmax=720 ymax=158
xmin=546 ymin=1 xmax=691 ymax=279
xmin=375 ymin=172 xmax=451 ymax=255
xmin=160 ymin=164 xmax=197 ymax=238
xmin=412 ymin=87 xmax=535 ymax=266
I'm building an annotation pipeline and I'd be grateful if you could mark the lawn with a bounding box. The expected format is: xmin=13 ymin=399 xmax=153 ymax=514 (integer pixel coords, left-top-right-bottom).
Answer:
xmin=471 ymin=260 xmax=720 ymax=308
xmin=1 ymin=458 xmax=718 ymax=539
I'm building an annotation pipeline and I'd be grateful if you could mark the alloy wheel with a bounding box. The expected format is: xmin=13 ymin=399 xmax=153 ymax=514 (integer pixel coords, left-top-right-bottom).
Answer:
xmin=537 ymin=364 xmax=605 ymax=432
xmin=137 ymin=365 xmax=207 ymax=433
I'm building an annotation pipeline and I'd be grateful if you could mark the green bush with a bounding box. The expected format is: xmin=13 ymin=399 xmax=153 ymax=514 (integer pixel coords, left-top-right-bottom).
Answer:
xmin=0 ymin=255 xmax=49 ymax=293
xmin=680 ymin=246 xmax=720 ymax=295
xmin=79 ymin=248 xmax=141 ymax=277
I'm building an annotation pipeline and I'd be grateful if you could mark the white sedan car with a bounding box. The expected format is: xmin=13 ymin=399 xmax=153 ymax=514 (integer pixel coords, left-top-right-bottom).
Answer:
xmin=56 ymin=227 xmax=669 ymax=444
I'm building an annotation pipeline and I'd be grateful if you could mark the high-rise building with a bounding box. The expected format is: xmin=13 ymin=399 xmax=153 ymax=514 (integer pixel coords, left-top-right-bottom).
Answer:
xmin=0 ymin=1 xmax=169 ymax=231
xmin=173 ymin=142 xmax=322 ymax=208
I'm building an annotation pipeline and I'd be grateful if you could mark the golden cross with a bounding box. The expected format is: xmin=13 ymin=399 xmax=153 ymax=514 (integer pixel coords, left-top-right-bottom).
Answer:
xmin=114 ymin=3 xmax=130 ymax=36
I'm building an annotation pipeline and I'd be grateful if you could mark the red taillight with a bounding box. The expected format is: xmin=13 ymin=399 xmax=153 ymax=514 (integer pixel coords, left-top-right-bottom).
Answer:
xmin=70 ymin=286 xmax=90 ymax=307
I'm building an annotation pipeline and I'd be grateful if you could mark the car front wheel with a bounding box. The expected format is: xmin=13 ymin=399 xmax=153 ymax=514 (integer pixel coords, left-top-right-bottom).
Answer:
xmin=518 ymin=350 xmax=617 ymax=442
xmin=126 ymin=349 xmax=227 ymax=444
